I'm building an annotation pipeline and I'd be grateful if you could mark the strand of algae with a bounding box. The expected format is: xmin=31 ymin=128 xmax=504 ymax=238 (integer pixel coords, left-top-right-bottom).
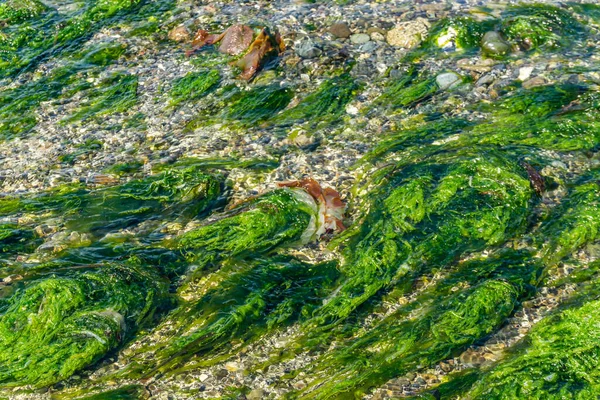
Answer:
xmin=0 ymin=165 xmax=225 ymax=268
xmin=175 ymin=188 xmax=319 ymax=274
xmin=0 ymin=262 xmax=169 ymax=388
xmin=272 ymin=73 xmax=361 ymax=128
xmin=0 ymin=0 xmax=148 ymax=80
xmin=293 ymin=250 xmax=539 ymax=399
xmin=0 ymin=40 xmax=127 ymax=139
xmin=118 ymin=256 xmax=339 ymax=378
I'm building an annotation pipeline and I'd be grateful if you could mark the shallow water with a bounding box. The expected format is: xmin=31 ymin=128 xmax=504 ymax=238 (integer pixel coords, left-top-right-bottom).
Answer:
xmin=2 ymin=0 xmax=600 ymax=399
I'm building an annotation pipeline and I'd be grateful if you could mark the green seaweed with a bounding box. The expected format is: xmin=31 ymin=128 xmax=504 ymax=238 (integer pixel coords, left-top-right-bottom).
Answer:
xmin=223 ymin=84 xmax=294 ymax=125
xmin=500 ymin=4 xmax=586 ymax=51
xmin=122 ymin=256 xmax=339 ymax=377
xmin=373 ymin=67 xmax=438 ymax=110
xmin=0 ymin=41 xmax=128 ymax=139
xmin=295 ymin=251 xmax=539 ymax=399
xmin=169 ymin=70 xmax=220 ymax=107
xmin=540 ymin=170 xmax=600 ymax=265
xmin=0 ymin=262 xmax=169 ymax=388
xmin=176 ymin=188 xmax=317 ymax=273
xmin=427 ymin=17 xmax=493 ymax=51
xmin=308 ymin=149 xmax=533 ymax=328
xmin=273 ymin=73 xmax=360 ymax=127
xmin=63 ymin=71 xmax=138 ymax=123
xmin=465 ymin=287 xmax=600 ymax=399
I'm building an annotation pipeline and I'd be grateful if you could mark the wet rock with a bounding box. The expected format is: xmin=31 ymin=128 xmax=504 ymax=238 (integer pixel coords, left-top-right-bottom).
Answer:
xmin=518 ymin=66 xmax=534 ymax=81
xmin=481 ymin=31 xmax=511 ymax=56
xmin=522 ymin=76 xmax=547 ymax=89
xmin=329 ymin=22 xmax=351 ymax=39
xmin=168 ymin=25 xmax=190 ymax=42
xmin=295 ymin=39 xmax=322 ymax=59
xmin=350 ymin=33 xmax=370 ymax=45
xmin=386 ymin=18 xmax=430 ymax=48
xmin=436 ymin=71 xmax=461 ymax=90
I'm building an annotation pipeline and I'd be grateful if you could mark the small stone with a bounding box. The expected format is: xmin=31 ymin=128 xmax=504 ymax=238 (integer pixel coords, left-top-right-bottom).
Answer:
xmin=436 ymin=71 xmax=461 ymax=90
xmin=293 ymin=380 xmax=307 ymax=390
xmin=350 ymin=33 xmax=370 ymax=45
xmin=476 ymin=73 xmax=494 ymax=87
xmin=329 ymin=22 xmax=351 ymax=38
xmin=370 ymin=31 xmax=385 ymax=41
xmin=386 ymin=18 xmax=430 ymax=48
xmin=360 ymin=41 xmax=378 ymax=52
xmin=481 ymin=31 xmax=511 ymax=56
xmin=225 ymin=362 xmax=240 ymax=372
xmin=522 ymin=76 xmax=547 ymax=89
xmin=247 ymin=388 xmax=265 ymax=400
xmin=295 ymin=39 xmax=322 ymax=59
xmin=168 ymin=25 xmax=190 ymax=42
xmin=518 ymin=66 xmax=534 ymax=81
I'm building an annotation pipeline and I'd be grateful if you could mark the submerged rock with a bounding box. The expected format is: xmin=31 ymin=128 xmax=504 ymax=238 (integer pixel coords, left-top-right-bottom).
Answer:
xmin=436 ymin=71 xmax=461 ymax=90
xmin=386 ymin=18 xmax=430 ymax=48
xmin=329 ymin=22 xmax=352 ymax=39
xmin=481 ymin=31 xmax=511 ymax=56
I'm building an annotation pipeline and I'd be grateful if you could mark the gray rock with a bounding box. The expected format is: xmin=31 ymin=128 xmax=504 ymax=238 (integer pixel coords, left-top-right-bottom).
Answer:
xmin=360 ymin=41 xmax=378 ymax=52
xmin=295 ymin=39 xmax=322 ymax=59
xmin=350 ymin=33 xmax=370 ymax=45
xmin=436 ymin=71 xmax=461 ymax=90
xmin=329 ymin=22 xmax=351 ymax=39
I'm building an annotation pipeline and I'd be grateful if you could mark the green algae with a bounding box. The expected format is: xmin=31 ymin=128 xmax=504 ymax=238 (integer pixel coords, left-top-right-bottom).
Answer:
xmin=63 ymin=71 xmax=139 ymax=123
xmin=0 ymin=263 xmax=169 ymax=388
xmin=0 ymin=0 xmax=47 ymax=24
xmin=427 ymin=17 xmax=493 ymax=52
xmin=223 ymin=84 xmax=294 ymax=125
xmin=540 ymin=170 xmax=600 ymax=265
xmin=176 ymin=188 xmax=317 ymax=273
xmin=169 ymin=70 xmax=220 ymax=107
xmin=0 ymin=40 xmax=128 ymax=139
xmin=500 ymin=4 xmax=586 ymax=51
xmin=295 ymin=250 xmax=539 ymax=399
xmin=308 ymin=150 xmax=534 ymax=328
xmin=464 ymin=289 xmax=600 ymax=399
xmin=0 ymin=0 xmax=143 ymax=80
xmin=122 ymin=256 xmax=339 ymax=377
xmin=273 ymin=73 xmax=360 ymax=127
xmin=373 ymin=67 xmax=438 ymax=111
xmin=0 ymin=166 xmax=224 ymax=265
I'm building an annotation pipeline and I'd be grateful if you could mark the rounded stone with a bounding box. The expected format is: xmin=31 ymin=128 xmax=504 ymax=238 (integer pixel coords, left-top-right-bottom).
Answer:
xmin=350 ymin=33 xmax=371 ymax=45
xmin=481 ymin=31 xmax=511 ymax=56
xmin=329 ymin=22 xmax=352 ymax=39
xmin=436 ymin=72 xmax=461 ymax=90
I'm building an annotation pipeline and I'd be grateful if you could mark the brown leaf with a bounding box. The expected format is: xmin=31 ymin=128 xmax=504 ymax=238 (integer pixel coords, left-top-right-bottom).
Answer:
xmin=235 ymin=28 xmax=284 ymax=81
xmin=218 ymin=25 xmax=254 ymax=55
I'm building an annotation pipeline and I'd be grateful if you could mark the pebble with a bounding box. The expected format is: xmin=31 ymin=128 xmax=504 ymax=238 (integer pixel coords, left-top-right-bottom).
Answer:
xmin=518 ymin=66 xmax=534 ymax=81
xmin=522 ymin=76 xmax=547 ymax=89
xmin=386 ymin=18 xmax=430 ymax=48
xmin=295 ymin=39 xmax=322 ymax=59
xmin=329 ymin=22 xmax=351 ymax=39
xmin=436 ymin=71 xmax=461 ymax=90
xmin=350 ymin=33 xmax=371 ymax=45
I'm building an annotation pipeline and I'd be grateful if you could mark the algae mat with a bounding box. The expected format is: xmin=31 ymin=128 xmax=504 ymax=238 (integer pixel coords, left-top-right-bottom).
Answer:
xmin=2 ymin=0 xmax=600 ymax=399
